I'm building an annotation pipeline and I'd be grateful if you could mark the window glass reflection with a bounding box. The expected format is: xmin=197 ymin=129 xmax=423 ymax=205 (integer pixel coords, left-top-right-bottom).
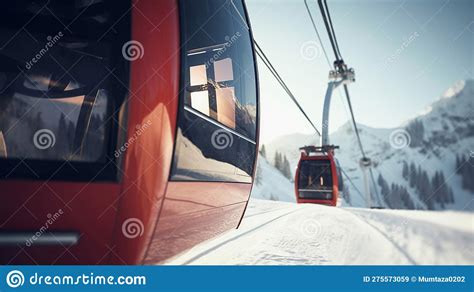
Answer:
xmin=216 ymin=87 xmax=236 ymax=129
xmin=0 ymin=0 xmax=124 ymax=163
xmin=190 ymin=91 xmax=210 ymax=116
xmin=214 ymin=58 xmax=234 ymax=82
xmin=190 ymin=65 xmax=208 ymax=86
xmin=171 ymin=0 xmax=258 ymax=182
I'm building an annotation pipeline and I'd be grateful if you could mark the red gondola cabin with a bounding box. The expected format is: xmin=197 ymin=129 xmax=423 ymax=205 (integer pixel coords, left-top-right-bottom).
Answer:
xmin=0 ymin=0 xmax=259 ymax=264
xmin=295 ymin=146 xmax=339 ymax=206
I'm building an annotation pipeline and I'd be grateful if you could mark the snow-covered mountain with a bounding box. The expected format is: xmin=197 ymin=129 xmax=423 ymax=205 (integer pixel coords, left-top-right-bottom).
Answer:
xmin=251 ymin=156 xmax=295 ymax=202
xmin=264 ymin=80 xmax=474 ymax=211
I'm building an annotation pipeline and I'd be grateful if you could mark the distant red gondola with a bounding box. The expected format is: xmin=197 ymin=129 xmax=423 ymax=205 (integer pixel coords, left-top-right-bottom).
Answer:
xmin=295 ymin=146 xmax=339 ymax=206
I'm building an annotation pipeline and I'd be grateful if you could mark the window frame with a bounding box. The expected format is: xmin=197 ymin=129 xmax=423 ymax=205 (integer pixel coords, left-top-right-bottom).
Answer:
xmin=185 ymin=51 xmax=238 ymax=131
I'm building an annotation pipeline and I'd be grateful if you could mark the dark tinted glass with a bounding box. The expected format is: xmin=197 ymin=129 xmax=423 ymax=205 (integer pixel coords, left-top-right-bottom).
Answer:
xmin=171 ymin=0 xmax=258 ymax=183
xmin=298 ymin=160 xmax=333 ymax=199
xmin=0 ymin=0 xmax=128 ymax=163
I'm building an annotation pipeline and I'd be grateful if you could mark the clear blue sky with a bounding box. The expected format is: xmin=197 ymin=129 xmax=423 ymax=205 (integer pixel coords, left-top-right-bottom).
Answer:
xmin=245 ymin=0 xmax=473 ymax=143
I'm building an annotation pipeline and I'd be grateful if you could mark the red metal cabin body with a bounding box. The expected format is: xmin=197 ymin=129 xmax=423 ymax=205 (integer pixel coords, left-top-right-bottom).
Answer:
xmin=294 ymin=149 xmax=339 ymax=206
xmin=0 ymin=0 xmax=259 ymax=264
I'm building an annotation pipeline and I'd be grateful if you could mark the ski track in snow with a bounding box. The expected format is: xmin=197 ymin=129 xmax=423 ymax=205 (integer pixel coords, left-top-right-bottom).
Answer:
xmin=166 ymin=199 xmax=474 ymax=265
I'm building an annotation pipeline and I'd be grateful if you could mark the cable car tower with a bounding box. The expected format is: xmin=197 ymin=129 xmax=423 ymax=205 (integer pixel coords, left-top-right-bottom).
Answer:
xmin=320 ymin=61 xmax=377 ymax=208
xmin=321 ymin=60 xmax=355 ymax=146
xmin=320 ymin=61 xmax=374 ymax=208
xmin=303 ymin=0 xmax=385 ymax=208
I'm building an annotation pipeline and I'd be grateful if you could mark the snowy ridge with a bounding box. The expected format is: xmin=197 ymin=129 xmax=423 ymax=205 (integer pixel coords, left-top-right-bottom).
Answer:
xmin=265 ymin=80 xmax=474 ymax=211
xmin=251 ymin=156 xmax=295 ymax=202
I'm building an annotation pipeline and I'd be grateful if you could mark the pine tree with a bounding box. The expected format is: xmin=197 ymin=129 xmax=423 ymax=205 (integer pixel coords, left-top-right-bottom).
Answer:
xmin=409 ymin=162 xmax=417 ymax=188
xmin=455 ymin=154 xmax=462 ymax=173
xmin=438 ymin=172 xmax=448 ymax=204
xmin=467 ymin=163 xmax=474 ymax=191
xmin=431 ymin=171 xmax=444 ymax=206
xmin=255 ymin=160 xmax=263 ymax=186
xmin=458 ymin=155 xmax=474 ymax=192
xmin=67 ymin=120 xmax=76 ymax=155
xmin=281 ymin=155 xmax=287 ymax=178
xmin=448 ymin=188 xmax=455 ymax=203
xmin=405 ymin=119 xmax=424 ymax=148
xmin=281 ymin=155 xmax=292 ymax=179
xmin=377 ymin=174 xmax=390 ymax=206
xmin=388 ymin=183 xmax=404 ymax=209
xmin=342 ymin=184 xmax=351 ymax=205
xmin=57 ymin=113 xmax=68 ymax=159
xmin=274 ymin=151 xmax=281 ymax=171
xmin=260 ymin=144 xmax=267 ymax=159
xmin=419 ymin=170 xmax=433 ymax=210
xmin=400 ymin=186 xmax=415 ymax=210
xmin=402 ymin=161 xmax=409 ymax=180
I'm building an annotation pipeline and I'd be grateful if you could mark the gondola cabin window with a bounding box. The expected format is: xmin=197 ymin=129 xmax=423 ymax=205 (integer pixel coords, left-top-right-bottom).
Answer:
xmin=0 ymin=0 xmax=130 ymax=180
xmin=170 ymin=0 xmax=258 ymax=183
xmin=298 ymin=160 xmax=334 ymax=200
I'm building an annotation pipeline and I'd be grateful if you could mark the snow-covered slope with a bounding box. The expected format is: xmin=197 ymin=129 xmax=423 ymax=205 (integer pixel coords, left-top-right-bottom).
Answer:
xmin=167 ymin=199 xmax=474 ymax=265
xmin=265 ymin=80 xmax=474 ymax=211
xmin=251 ymin=156 xmax=295 ymax=202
